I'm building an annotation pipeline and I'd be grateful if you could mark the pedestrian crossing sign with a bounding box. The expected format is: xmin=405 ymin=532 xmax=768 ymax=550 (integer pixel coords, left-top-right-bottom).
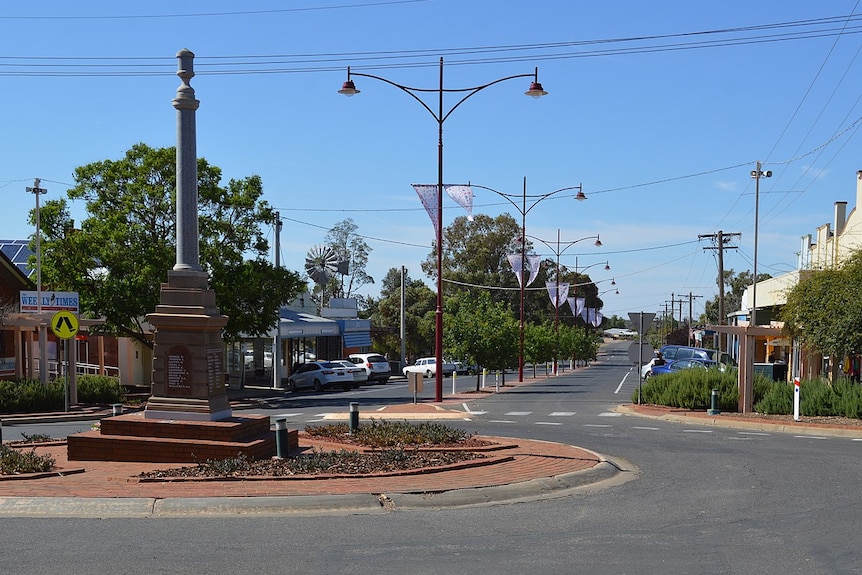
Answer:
xmin=51 ymin=310 xmax=79 ymax=340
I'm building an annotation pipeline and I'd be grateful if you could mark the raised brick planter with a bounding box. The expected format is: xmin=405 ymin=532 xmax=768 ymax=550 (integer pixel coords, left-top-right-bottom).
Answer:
xmin=67 ymin=413 xmax=290 ymax=463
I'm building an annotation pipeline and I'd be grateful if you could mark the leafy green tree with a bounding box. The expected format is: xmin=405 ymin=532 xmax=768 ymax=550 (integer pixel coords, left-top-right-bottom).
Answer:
xmin=524 ymin=322 xmax=555 ymax=376
xmin=559 ymin=324 xmax=600 ymax=366
xmin=323 ymin=218 xmax=374 ymax=309
xmin=781 ymin=251 xmax=862 ymax=362
xmin=444 ymin=290 xmax=519 ymax=390
xmin=368 ymin=267 xmax=436 ymax=361
xmin=34 ymin=143 xmax=303 ymax=348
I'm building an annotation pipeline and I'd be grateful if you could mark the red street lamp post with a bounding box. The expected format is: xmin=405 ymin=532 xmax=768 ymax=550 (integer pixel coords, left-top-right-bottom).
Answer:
xmin=339 ymin=59 xmax=548 ymax=402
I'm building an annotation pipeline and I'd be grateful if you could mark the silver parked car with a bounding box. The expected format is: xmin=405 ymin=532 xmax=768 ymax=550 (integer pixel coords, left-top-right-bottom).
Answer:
xmin=287 ymin=361 xmax=354 ymax=392
xmin=331 ymin=359 xmax=367 ymax=387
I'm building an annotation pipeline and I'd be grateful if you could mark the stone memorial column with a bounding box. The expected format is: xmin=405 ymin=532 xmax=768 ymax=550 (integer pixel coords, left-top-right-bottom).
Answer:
xmin=145 ymin=49 xmax=231 ymax=421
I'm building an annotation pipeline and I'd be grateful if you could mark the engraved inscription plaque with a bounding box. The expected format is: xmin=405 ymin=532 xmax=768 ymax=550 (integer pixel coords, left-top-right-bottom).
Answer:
xmin=166 ymin=345 xmax=193 ymax=397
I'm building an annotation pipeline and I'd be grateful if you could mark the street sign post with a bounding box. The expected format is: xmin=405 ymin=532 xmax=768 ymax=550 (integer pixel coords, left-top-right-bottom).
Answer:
xmin=628 ymin=312 xmax=657 ymax=405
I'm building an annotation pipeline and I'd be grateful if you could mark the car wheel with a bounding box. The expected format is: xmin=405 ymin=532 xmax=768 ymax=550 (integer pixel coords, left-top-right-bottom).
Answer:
xmin=287 ymin=379 xmax=297 ymax=392
xmin=425 ymin=370 xmax=433 ymax=378
xmin=313 ymin=379 xmax=322 ymax=392
xmin=380 ymin=377 xmax=388 ymax=384
xmin=343 ymin=382 xmax=352 ymax=391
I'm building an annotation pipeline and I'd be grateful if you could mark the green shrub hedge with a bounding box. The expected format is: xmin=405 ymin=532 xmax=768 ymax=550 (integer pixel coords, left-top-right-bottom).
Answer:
xmin=635 ymin=370 xmax=862 ymax=419
xmin=0 ymin=375 xmax=124 ymax=414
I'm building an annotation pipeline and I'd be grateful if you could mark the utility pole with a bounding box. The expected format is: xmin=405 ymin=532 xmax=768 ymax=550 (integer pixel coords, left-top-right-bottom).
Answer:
xmin=26 ymin=179 xmax=49 ymax=383
xmin=683 ymin=292 xmax=702 ymax=345
xmin=700 ymin=231 xmax=740 ymax=325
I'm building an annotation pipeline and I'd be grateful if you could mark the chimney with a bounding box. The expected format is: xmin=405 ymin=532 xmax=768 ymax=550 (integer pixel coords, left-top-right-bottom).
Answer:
xmin=835 ymin=201 xmax=848 ymax=237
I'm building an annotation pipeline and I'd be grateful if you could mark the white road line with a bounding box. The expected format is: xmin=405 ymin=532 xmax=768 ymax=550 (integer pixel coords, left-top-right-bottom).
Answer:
xmin=614 ymin=372 xmax=631 ymax=394
xmin=598 ymin=412 xmax=623 ymax=417
xmin=535 ymin=422 xmax=564 ymax=426
xmin=683 ymin=429 xmax=713 ymax=433
xmin=631 ymin=426 xmax=660 ymax=430
xmin=461 ymin=403 xmax=488 ymax=415
xmin=737 ymin=431 xmax=770 ymax=436
xmin=488 ymin=420 xmax=517 ymax=424
xmin=549 ymin=411 xmax=576 ymax=416
xmin=793 ymin=435 xmax=828 ymax=440
xmin=271 ymin=413 xmax=304 ymax=418
xmin=583 ymin=424 xmax=612 ymax=428
xmin=505 ymin=411 xmax=532 ymax=416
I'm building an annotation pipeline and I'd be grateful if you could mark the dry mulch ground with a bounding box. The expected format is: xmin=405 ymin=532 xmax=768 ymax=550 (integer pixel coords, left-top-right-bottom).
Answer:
xmin=137 ymin=432 xmax=497 ymax=479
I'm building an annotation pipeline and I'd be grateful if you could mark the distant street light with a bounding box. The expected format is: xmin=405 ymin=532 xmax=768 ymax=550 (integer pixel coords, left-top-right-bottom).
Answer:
xmin=339 ymin=59 xmax=547 ymax=402
xmin=470 ymin=178 xmax=587 ymax=381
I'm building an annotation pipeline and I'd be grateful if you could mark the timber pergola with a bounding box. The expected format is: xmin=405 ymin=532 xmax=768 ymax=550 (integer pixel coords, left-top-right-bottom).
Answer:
xmin=707 ymin=323 xmax=784 ymax=413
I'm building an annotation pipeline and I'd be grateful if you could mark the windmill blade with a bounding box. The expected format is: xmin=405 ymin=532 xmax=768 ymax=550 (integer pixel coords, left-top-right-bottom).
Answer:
xmin=305 ymin=244 xmax=338 ymax=285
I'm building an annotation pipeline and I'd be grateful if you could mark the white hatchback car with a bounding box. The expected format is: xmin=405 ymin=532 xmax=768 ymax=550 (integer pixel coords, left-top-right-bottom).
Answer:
xmin=348 ymin=353 xmax=391 ymax=384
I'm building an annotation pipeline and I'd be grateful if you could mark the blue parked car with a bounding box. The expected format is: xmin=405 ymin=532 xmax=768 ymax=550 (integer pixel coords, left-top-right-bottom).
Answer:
xmin=648 ymin=357 xmax=728 ymax=378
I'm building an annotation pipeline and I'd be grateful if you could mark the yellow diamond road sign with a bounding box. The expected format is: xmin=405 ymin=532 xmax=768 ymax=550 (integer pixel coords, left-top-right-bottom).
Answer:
xmin=51 ymin=310 xmax=79 ymax=340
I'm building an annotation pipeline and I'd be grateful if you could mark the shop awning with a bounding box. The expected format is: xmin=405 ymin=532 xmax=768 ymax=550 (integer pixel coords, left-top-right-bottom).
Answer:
xmin=343 ymin=332 xmax=372 ymax=347
xmin=278 ymin=309 xmax=339 ymax=338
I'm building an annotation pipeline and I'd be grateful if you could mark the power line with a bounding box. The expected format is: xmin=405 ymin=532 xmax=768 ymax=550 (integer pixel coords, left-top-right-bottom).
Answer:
xmin=2 ymin=14 xmax=862 ymax=77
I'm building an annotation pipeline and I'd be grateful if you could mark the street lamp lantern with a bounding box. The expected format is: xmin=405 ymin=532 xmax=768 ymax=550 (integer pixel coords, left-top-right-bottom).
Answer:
xmin=340 ymin=59 xmax=547 ymax=402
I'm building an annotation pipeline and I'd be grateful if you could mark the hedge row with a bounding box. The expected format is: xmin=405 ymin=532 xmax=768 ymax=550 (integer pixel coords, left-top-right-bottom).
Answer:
xmin=634 ymin=369 xmax=862 ymax=419
xmin=0 ymin=375 xmax=125 ymax=414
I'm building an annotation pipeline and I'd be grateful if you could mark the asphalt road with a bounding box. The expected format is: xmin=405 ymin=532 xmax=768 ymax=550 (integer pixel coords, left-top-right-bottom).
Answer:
xmin=4 ymin=340 xmax=861 ymax=574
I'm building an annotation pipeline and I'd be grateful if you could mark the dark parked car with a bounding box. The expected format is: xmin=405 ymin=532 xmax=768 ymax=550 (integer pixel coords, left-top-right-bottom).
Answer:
xmin=649 ymin=357 xmax=728 ymax=378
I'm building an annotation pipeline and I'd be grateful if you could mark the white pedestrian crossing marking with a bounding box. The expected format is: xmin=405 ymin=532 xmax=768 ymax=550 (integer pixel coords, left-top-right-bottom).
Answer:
xmin=549 ymin=411 xmax=576 ymax=416
xmin=505 ymin=411 xmax=532 ymax=416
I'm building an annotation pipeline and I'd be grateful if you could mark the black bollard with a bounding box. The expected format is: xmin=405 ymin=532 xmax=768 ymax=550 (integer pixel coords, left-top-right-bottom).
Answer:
xmin=707 ymin=388 xmax=721 ymax=415
xmin=349 ymin=402 xmax=360 ymax=435
xmin=275 ymin=418 xmax=289 ymax=458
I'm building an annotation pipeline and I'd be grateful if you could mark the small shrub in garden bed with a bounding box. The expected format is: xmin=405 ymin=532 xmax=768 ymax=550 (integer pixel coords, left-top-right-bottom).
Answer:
xmin=0 ymin=444 xmax=56 ymax=475
xmin=304 ymin=419 xmax=473 ymax=448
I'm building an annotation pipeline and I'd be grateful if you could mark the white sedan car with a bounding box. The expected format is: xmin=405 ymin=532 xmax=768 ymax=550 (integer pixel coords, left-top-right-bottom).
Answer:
xmin=403 ymin=357 xmax=456 ymax=378
xmin=287 ymin=361 xmax=354 ymax=392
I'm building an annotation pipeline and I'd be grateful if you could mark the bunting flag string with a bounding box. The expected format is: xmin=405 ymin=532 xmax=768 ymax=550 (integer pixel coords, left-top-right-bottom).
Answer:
xmin=567 ymin=296 xmax=585 ymax=318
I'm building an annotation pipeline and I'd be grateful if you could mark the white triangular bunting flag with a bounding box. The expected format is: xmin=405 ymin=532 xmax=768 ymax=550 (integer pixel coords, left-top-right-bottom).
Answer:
xmin=526 ymin=253 xmax=542 ymax=287
xmin=445 ymin=185 xmax=474 ymax=221
xmin=507 ymin=254 xmax=524 ymax=287
xmin=412 ymin=184 xmax=439 ymax=237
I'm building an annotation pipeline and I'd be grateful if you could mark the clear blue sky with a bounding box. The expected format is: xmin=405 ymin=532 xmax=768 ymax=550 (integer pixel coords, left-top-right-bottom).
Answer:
xmin=3 ymin=1 xmax=861 ymax=322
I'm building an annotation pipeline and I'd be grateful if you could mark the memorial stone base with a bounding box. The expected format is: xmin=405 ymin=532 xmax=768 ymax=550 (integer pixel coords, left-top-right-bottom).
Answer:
xmin=68 ymin=270 xmax=277 ymax=462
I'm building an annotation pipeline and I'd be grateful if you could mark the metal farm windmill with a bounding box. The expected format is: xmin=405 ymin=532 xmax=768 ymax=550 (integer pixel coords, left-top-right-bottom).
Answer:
xmin=305 ymin=244 xmax=339 ymax=308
